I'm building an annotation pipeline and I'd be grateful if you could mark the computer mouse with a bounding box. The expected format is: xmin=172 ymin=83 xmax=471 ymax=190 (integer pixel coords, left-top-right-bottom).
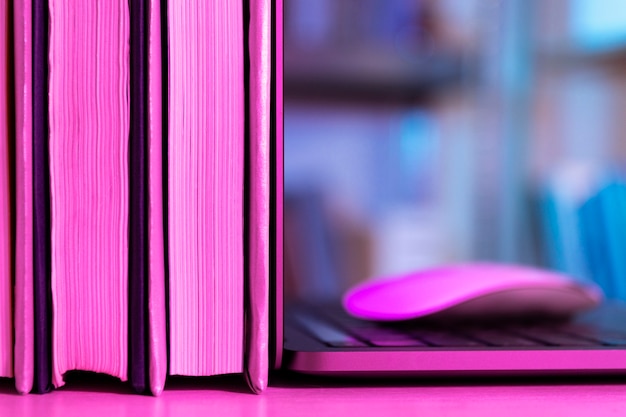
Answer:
xmin=343 ymin=263 xmax=603 ymax=321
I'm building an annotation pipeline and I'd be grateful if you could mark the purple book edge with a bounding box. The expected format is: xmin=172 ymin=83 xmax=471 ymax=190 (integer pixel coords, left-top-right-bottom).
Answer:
xmin=129 ymin=0 xmax=148 ymax=394
xmin=13 ymin=0 xmax=34 ymax=395
xmin=147 ymin=0 xmax=166 ymax=396
xmin=33 ymin=0 xmax=52 ymax=394
xmin=272 ymin=0 xmax=284 ymax=372
xmin=245 ymin=0 xmax=271 ymax=394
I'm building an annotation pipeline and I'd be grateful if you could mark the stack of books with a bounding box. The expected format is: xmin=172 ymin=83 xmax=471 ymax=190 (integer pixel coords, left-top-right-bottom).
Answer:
xmin=0 ymin=0 xmax=280 ymax=395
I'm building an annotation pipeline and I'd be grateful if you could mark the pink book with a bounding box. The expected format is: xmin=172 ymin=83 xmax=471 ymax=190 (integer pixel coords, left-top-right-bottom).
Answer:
xmin=167 ymin=0 xmax=245 ymax=377
xmin=48 ymin=0 xmax=129 ymax=388
xmin=0 ymin=0 xmax=12 ymax=382
xmin=13 ymin=0 xmax=34 ymax=394
xmin=166 ymin=0 xmax=276 ymax=391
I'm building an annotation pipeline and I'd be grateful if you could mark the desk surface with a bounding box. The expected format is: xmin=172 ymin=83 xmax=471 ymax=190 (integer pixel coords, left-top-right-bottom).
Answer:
xmin=1 ymin=374 xmax=626 ymax=416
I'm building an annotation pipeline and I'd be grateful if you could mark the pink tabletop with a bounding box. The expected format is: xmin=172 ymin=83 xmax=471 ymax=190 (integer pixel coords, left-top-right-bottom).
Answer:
xmin=1 ymin=374 xmax=626 ymax=417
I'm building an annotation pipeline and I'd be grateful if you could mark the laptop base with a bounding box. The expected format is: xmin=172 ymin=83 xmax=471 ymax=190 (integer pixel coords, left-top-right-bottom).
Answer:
xmin=284 ymin=302 xmax=626 ymax=376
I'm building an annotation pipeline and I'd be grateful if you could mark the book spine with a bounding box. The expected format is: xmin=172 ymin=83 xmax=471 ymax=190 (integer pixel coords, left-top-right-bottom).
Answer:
xmin=129 ymin=0 xmax=147 ymax=394
xmin=147 ymin=0 xmax=166 ymax=396
xmin=0 ymin=0 xmax=13 ymax=381
xmin=273 ymin=0 xmax=284 ymax=371
xmin=246 ymin=0 xmax=271 ymax=394
xmin=611 ymin=184 xmax=626 ymax=300
xmin=601 ymin=183 xmax=626 ymax=300
xmin=33 ymin=0 xmax=52 ymax=393
xmin=13 ymin=0 xmax=34 ymax=395
xmin=579 ymin=195 xmax=612 ymax=296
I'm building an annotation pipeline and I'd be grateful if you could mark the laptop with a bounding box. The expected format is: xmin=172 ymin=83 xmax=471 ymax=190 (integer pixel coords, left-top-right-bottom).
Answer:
xmin=271 ymin=0 xmax=626 ymax=378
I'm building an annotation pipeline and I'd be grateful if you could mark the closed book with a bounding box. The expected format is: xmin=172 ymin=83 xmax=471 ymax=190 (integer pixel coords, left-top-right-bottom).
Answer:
xmin=579 ymin=194 xmax=612 ymax=296
xmin=166 ymin=0 xmax=275 ymax=392
xmin=48 ymin=0 xmax=130 ymax=388
xmin=596 ymin=182 xmax=626 ymax=300
xmin=167 ymin=0 xmax=245 ymax=378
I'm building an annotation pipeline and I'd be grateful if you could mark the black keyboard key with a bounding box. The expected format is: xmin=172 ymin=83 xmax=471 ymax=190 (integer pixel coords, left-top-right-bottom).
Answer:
xmin=294 ymin=314 xmax=368 ymax=347
xmin=510 ymin=328 xmax=598 ymax=347
xmin=351 ymin=328 xmax=428 ymax=347
xmin=327 ymin=340 xmax=370 ymax=348
xmin=414 ymin=330 xmax=485 ymax=347
xmin=464 ymin=329 xmax=542 ymax=347
xmin=370 ymin=339 xmax=428 ymax=347
xmin=553 ymin=324 xmax=626 ymax=346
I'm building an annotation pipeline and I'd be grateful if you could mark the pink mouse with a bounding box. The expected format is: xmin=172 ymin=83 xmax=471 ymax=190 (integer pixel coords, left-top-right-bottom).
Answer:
xmin=343 ymin=263 xmax=603 ymax=321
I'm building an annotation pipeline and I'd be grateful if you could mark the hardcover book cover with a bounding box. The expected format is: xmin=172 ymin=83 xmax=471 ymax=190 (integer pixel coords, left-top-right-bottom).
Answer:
xmin=14 ymin=0 xmax=35 ymax=395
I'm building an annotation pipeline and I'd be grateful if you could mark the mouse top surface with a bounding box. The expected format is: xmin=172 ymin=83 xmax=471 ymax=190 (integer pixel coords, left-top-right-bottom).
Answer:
xmin=342 ymin=263 xmax=604 ymax=321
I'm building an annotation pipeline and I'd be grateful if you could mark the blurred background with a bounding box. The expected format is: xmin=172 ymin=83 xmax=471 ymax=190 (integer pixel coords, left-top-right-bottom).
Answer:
xmin=283 ymin=0 xmax=626 ymax=302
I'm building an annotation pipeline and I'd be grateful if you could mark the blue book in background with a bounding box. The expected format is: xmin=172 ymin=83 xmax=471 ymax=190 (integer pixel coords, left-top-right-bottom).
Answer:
xmin=579 ymin=191 xmax=614 ymax=298
xmin=596 ymin=181 xmax=626 ymax=300
xmin=539 ymin=179 xmax=592 ymax=284
xmin=540 ymin=191 xmax=586 ymax=280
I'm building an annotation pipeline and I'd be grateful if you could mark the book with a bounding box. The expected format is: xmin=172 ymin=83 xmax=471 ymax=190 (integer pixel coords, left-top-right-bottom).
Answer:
xmin=166 ymin=0 xmax=275 ymax=392
xmin=595 ymin=181 xmax=626 ymax=300
xmin=538 ymin=164 xmax=608 ymax=285
xmin=48 ymin=0 xmax=130 ymax=388
xmin=167 ymin=0 xmax=245 ymax=378
xmin=0 ymin=0 xmax=12 ymax=382
xmin=579 ymin=192 xmax=613 ymax=297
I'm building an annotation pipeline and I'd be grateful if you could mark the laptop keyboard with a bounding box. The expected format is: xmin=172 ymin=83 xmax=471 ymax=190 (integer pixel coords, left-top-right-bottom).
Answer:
xmin=292 ymin=305 xmax=626 ymax=349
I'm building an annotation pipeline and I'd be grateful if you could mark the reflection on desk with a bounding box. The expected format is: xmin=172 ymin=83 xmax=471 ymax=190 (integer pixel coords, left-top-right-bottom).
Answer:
xmin=1 ymin=373 xmax=626 ymax=417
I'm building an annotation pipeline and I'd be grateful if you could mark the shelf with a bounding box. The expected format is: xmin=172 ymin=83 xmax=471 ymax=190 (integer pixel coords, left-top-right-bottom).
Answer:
xmin=284 ymin=47 xmax=472 ymax=103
